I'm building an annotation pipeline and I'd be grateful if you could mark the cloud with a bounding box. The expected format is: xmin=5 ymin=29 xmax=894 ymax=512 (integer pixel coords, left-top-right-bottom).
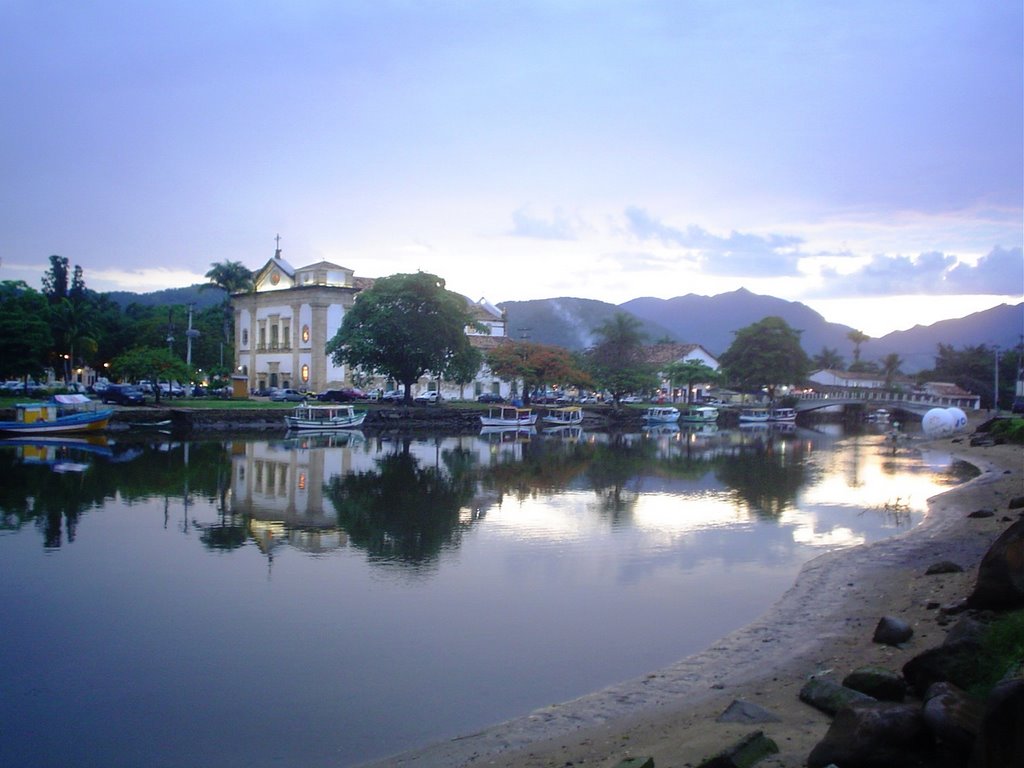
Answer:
xmin=509 ymin=207 xmax=579 ymax=240
xmin=623 ymin=207 xmax=804 ymax=276
xmin=814 ymin=246 xmax=1023 ymax=297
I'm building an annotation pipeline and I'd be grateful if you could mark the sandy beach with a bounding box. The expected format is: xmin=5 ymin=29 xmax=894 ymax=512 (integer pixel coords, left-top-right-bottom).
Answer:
xmin=368 ymin=419 xmax=1022 ymax=768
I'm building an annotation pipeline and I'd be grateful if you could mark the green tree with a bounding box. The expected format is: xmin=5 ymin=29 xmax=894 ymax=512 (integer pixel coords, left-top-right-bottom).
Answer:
xmin=50 ymin=297 xmax=98 ymax=382
xmin=719 ymin=316 xmax=810 ymax=401
xmin=0 ymin=281 xmax=52 ymax=382
xmin=110 ymin=347 xmax=191 ymax=404
xmin=847 ymin=329 xmax=870 ymax=364
xmin=486 ymin=340 xmax=590 ymax=404
xmin=41 ymin=254 xmax=71 ymax=303
xmin=663 ymin=359 xmax=719 ymax=403
xmin=881 ymin=353 xmax=904 ymax=388
xmin=586 ymin=313 xmax=657 ymax=405
xmin=203 ymin=260 xmax=253 ymax=346
xmin=326 ymin=272 xmax=483 ymax=404
xmin=812 ymin=346 xmax=845 ymax=371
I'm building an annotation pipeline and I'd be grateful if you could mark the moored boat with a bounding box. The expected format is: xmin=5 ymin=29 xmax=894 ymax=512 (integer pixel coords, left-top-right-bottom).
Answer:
xmin=769 ymin=407 xmax=796 ymax=422
xmin=0 ymin=395 xmax=112 ymax=435
xmin=643 ymin=406 xmax=680 ymax=423
xmin=284 ymin=403 xmax=366 ymax=430
xmin=480 ymin=406 xmax=538 ymax=428
xmin=542 ymin=405 xmax=584 ymax=426
xmin=739 ymin=407 xmax=770 ymax=423
xmin=680 ymin=405 xmax=718 ymax=423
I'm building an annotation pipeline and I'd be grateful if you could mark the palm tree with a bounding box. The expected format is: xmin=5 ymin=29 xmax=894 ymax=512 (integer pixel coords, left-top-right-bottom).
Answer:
xmin=812 ymin=346 xmax=845 ymax=371
xmin=881 ymin=353 xmax=904 ymax=388
xmin=847 ymin=330 xmax=870 ymax=364
xmin=50 ymin=297 xmax=97 ymax=383
xmin=203 ymin=260 xmax=254 ymax=345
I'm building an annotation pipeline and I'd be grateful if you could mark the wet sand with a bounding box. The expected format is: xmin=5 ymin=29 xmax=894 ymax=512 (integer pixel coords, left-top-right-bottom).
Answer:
xmin=366 ymin=421 xmax=1022 ymax=768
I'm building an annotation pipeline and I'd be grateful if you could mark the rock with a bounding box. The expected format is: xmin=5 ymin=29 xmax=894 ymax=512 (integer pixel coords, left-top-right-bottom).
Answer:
xmin=842 ymin=666 xmax=908 ymax=702
xmin=1009 ymin=496 xmax=1024 ymax=509
xmin=921 ymin=682 xmax=982 ymax=764
xmin=903 ymin=643 xmax=983 ymax=698
xmin=716 ymin=699 xmax=781 ymax=724
xmin=613 ymin=759 xmax=655 ymax=768
xmin=967 ymin=518 xmax=1024 ymax=609
xmin=807 ymin=702 xmax=933 ymax=768
xmin=968 ymin=509 xmax=995 ymax=519
xmin=697 ymin=730 xmax=779 ymax=768
xmin=926 ymin=560 xmax=964 ymax=575
xmin=799 ymin=676 xmax=875 ymax=716
xmin=971 ymin=677 xmax=1024 ymax=768
xmin=873 ymin=616 xmax=914 ymax=645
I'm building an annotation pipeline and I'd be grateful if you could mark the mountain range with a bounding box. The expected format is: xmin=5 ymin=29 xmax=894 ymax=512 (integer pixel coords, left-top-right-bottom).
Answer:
xmin=498 ymin=288 xmax=1023 ymax=374
xmin=113 ymin=284 xmax=1022 ymax=375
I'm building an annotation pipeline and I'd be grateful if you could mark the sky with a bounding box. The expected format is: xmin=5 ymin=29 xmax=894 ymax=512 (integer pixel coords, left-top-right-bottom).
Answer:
xmin=2 ymin=1 xmax=1021 ymax=338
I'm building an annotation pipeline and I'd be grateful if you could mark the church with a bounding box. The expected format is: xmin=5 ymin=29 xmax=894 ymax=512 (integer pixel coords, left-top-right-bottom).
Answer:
xmin=232 ymin=245 xmax=510 ymax=398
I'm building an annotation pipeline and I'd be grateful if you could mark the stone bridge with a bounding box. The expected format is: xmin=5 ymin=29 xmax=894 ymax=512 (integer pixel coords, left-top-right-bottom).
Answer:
xmin=792 ymin=388 xmax=980 ymax=417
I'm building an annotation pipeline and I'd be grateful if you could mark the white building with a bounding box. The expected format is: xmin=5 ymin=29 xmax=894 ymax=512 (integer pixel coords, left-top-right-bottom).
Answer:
xmin=232 ymin=248 xmax=512 ymax=398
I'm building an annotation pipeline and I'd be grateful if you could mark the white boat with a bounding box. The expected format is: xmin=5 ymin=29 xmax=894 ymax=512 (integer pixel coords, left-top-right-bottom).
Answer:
xmin=643 ymin=406 xmax=680 ymax=423
xmin=769 ymin=408 xmax=796 ymax=422
xmin=284 ymin=403 xmax=366 ymax=430
xmin=867 ymin=408 xmax=890 ymax=422
xmin=480 ymin=406 xmax=538 ymax=428
xmin=680 ymin=405 xmax=718 ymax=423
xmin=542 ymin=405 xmax=584 ymax=426
xmin=739 ymin=407 xmax=770 ymax=423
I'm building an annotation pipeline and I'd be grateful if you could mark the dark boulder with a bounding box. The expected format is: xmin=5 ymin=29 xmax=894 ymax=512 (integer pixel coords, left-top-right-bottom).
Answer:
xmin=922 ymin=682 xmax=982 ymax=766
xmin=843 ymin=666 xmax=908 ymax=702
xmin=873 ymin=615 xmax=914 ymax=645
xmin=970 ymin=677 xmax=1024 ymax=768
xmin=807 ymin=701 xmax=933 ymax=768
xmin=927 ymin=560 xmax=965 ymax=575
xmin=967 ymin=518 xmax=1024 ymax=609
xmin=799 ymin=676 xmax=875 ymax=716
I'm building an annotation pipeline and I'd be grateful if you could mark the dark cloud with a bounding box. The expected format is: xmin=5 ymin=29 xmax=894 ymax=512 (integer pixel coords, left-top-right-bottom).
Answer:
xmin=624 ymin=207 xmax=804 ymax=276
xmin=816 ymin=246 xmax=1023 ymax=296
xmin=509 ymin=208 xmax=578 ymax=240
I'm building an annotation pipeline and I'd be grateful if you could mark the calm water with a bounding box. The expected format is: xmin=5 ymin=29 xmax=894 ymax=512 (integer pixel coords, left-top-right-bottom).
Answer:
xmin=0 ymin=422 xmax=975 ymax=767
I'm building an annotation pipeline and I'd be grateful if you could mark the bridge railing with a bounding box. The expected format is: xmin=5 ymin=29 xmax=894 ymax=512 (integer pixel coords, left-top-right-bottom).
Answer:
xmin=794 ymin=388 xmax=980 ymax=411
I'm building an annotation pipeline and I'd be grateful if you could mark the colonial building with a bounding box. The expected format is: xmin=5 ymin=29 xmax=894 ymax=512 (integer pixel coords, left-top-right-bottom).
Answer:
xmin=645 ymin=342 xmax=721 ymax=400
xmin=232 ymin=247 xmax=511 ymax=398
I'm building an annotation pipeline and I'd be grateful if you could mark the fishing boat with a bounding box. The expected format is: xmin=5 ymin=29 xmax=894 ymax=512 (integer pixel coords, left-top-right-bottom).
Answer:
xmin=480 ymin=405 xmax=538 ymax=428
xmin=769 ymin=407 xmax=797 ymax=422
xmin=542 ymin=405 xmax=584 ymax=426
xmin=739 ymin=407 xmax=770 ymax=423
xmin=283 ymin=403 xmax=366 ymax=430
xmin=642 ymin=406 xmax=680 ymax=423
xmin=0 ymin=394 xmax=112 ymax=435
xmin=680 ymin=405 xmax=719 ymax=423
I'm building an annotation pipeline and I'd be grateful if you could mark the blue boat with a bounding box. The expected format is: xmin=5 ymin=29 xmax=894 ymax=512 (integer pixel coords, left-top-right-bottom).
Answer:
xmin=0 ymin=394 xmax=113 ymax=435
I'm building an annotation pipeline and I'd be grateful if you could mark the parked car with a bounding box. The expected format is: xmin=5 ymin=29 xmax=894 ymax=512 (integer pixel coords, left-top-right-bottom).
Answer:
xmin=317 ymin=388 xmax=365 ymax=402
xmin=477 ymin=392 xmax=505 ymax=403
xmin=414 ymin=391 xmax=440 ymax=403
xmin=380 ymin=389 xmax=405 ymax=402
xmin=270 ymin=388 xmax=307 ymax=402
xmin=102 ymin=384 xmax=146 ymax=406
xmin=621 ymin=395 xmax=644 ymax=404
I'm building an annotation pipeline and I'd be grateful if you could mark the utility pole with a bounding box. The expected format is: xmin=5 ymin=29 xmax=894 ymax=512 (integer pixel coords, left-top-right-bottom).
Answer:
xmin=185 ymin=303 xmax=200 ymax=367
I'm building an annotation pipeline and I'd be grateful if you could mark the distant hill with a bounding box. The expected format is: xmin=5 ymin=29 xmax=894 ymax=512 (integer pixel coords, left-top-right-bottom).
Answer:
xmin=104 ymin=284 xmax=225 ymax=310
xmin=619 ymin=288 xmax=857 ymax=357
xmin=498 ymin=297 xmax=677 ymax=349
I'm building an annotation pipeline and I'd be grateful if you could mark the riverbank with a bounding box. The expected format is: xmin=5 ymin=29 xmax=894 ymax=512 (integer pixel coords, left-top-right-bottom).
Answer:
xmin=365 ymin=417 xmax=1022 ymax=768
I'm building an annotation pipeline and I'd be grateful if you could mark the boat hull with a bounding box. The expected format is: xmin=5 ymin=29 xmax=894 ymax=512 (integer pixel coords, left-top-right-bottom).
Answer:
xmin=284 ymin=405 xmax=366 ymax=430
xmin=0 ymin=411 xmax=112 ymax=435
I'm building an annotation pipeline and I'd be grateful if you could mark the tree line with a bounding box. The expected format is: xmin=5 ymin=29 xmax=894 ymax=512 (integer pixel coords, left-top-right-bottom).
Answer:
xmin=2 ymin=259 xmax=1017 ymax=409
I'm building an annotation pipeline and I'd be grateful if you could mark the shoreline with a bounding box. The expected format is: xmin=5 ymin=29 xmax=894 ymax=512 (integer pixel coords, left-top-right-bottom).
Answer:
xmin=364 ymin=422 xmax=1022 ymax=768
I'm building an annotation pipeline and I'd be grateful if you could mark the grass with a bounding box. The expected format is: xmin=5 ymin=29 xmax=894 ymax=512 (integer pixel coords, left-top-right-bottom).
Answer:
xmin=970 ymin=609 xmax=1024 ymax=697
xmin=988 ymin=417 xmax=1024 ymax=444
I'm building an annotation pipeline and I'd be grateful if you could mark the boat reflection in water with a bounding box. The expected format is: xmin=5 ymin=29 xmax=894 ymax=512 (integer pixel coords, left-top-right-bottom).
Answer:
xmin=0 ymin=422 xmax=982 ymax=768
